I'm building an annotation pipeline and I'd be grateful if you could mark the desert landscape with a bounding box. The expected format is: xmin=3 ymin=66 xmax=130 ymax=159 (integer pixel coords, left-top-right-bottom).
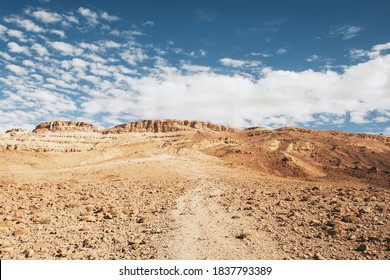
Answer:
xmin=0 ymin=119 xmax=389 ymax=260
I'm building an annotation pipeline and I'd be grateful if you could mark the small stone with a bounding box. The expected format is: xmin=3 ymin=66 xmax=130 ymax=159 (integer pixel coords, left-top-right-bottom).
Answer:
xmin=80 ymin=211 xmax=93 ymax=217
xmin=1 ymin=246 xmax=13 ymax=253
xmin=310 ymin=219 xmax=321 ymax=226
xmin=110 ymin=210 xmax=123 ymax=218
xmin=342 ymin=215 xmax=359 ymax=223
xmin=347 ymin=235 xmax=357 ymax=241
xmin=56 ymin=248 xmax=68 ymax=258
xmin=79 ymin=226 xmax=91 ymax=231
xmin=0 ymin=221 xmax=13 ymax=227
xmin=13 ymin=229 xmax=27 ymax=236
xmin=357 ymin=244 xmax=368 ymax=252
xmin=84 ymin=216 xmax=96 ymax=222
xmin=313 ymin=253 xmax=323 ymax=260
xmin=368 ymin=236 xmax=380 ymax=242
xmin=24 ymin=248 xmax=34 ymax=258
xmin=359 ymin=207 xmax=371 ymax=214
xmin=32 ymin=216 xmax=50 ymax=224
xmin=32 ymin=242 xmax=50 ymax=252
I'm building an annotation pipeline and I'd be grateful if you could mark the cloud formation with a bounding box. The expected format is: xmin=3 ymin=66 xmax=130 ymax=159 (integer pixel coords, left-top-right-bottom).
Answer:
xmin=331 ymin=24 xmax=363 ymax=40
xmin=0 ymin=6 xmax=389 ymax=135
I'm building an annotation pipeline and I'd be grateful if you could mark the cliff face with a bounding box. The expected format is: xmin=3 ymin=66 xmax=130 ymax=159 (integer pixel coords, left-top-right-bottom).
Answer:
xmin=29 ymin=119 xmax=238 ymax=134
xmin=104 ymin=120 xmax=238 ymax=134
xmin=32 ymin=120 xmax=102 ymax=133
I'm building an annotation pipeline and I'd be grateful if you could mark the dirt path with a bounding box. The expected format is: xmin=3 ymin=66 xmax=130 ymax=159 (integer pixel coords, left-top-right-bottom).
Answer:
xmin=156 ymin=179 xmax=284 ymax=259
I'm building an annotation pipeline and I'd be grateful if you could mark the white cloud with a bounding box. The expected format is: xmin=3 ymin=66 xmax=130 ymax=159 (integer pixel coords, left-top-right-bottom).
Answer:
xmin=7 ymin=29 xmax=27 ymax=42
xmin=219 ymin=58 xmax=261 ymax=68
xmin=64 ymin=15 xmax=79 ymax=25
xmin=98 ymin=49 xmax=389 ymax=128
xmin=79 ymin=42 xmax=100 ymax=52
xmin=81 ymin=75 xmax=100 ymax=84
xmin=100 ymin=11 xmax=120 ymax=22
xmin=383 ymin=127 xmax=390 ymax=136
xmin=22 ymin=60 xmax=35 ymax=67
xmin=120 ymin=48 xmax=148 ymax=66
xmin=31 ymin=9 xmax=62 ymax=23
xmin=306 ymin=54 xmax=319 ymax=62
xmin=49 ymin=41 xmax=84 ymax=56
xmin=277 ymin=48 xmax=288 ymax=55
xmin=142 ymin=21 xmax=155 ymax=27
xmin=50 ymin=29 xmax=66 ymax=38
xmin=71 ymin=58 xmax=88 ymax=69
xmin=251 ymin=52 xmax=272 ymax=58
xmin=181 ymin=64 xmax=211 ymax=73
xmin=31 ymin=43 xmax=49 ymax=56
xmin=46 ymin=78 xmax=77 ymax=90
xmin=220 ymin=58 xmax=247 ymax=67
xmin=102 ymin=40 xmax=122 ymax=48
xmin=331 ymin=25 xmax=363 ymax=40
xmin=85 ymin=53 xmax=106 ymax=63
xmin=6 ymin=64 xmax=28 ymax=75
xmin=0 ymin=51 xmax=13 ymax=60
xmin=7 ymin=42 xmax=30 ymax=55
xmin=78 ymin=7 xmax=98 ymax=26
xmin=0 ymin=24 xmax=7 ymax=34
xmin=0 ymin=4 xmax=389 ymax=134
xmin=351 ymin=42 xmax=390 ymax=60
xmin=4 ymin=16 xmax=45 ymax=32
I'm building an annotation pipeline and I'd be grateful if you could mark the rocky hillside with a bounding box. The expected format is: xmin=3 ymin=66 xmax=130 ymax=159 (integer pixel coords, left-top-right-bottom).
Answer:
xmin=104 ymin=119 xmax=238 ymax=133
xmin=33 ymin=121 xmax=102 ymax=133
xmin=1 ymin=119 xmax=389 ymax=187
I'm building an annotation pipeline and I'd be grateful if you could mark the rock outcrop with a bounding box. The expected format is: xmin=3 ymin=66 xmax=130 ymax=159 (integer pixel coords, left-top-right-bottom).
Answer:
xmin=5 ymin=128 xmax=29 ymax=134
xmin=33 ymin=120 xmax=102 ymax=133
xmin=104 ymin=120 xmax=238 ymax=134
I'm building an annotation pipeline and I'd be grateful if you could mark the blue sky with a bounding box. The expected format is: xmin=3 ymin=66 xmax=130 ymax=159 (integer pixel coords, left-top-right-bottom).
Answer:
xmin=0 ymin=0 xmax=390 ymax=134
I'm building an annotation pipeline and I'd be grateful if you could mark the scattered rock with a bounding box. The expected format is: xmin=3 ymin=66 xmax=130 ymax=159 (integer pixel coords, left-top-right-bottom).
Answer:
xmin=13 ymin=229 xmax=27 ymax=236
xmin=24 ymin=248 xmax=34 ymax=258
xmin=0 ymin=221 xmax=13 ymax=227
xmin=357 ymin=244 xmax=368 ymax=252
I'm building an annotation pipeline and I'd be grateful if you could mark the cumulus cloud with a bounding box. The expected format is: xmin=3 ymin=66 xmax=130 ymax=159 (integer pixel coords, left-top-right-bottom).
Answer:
xmin=219 ymin=58 xmax=261 ymax=68
xmin=102 ymin=40 xmax=122 ymax=48
xmin=0 ymin=51 xmax=13 ymax=60
xmin=6 ymin=64 xmax=28 ymax=75
xmin=50 ymin=29 xmax=66 ymax=38
xmin=31 ymin=43 xmax=49 ymax=56
xmin=71 ymin=58 xmax=88 ymax=69
xmin=49 ymin=41 xmax=83 ymax=56
xmin=120 ymin=48 xmax=148 ymax=66
xmin=31 ymin=9 xmax=62 ymax=23
xmin=306 ymin=54 xmax=319 ymax=62
xmin=4 ymin=16 xmax=45 ymax=32
xmin=350 ymin=42 xmax=390 ymax=60
xmin=116 ymin=53 xmax=390 ymax=128
xmin=100 ymin=11 xmax=120 ymax=22
xmin=7 ymin=29 xmax=27 ymax=42
xmin=7 ymin=42 xmax=30 ymax=55
xmin=78 ymin=7 xmax=98 ymax=26
xmin=0 ymin=24 xmax=7 ymax=34
xmin=0 ymin=6 xmax=388 ymax=134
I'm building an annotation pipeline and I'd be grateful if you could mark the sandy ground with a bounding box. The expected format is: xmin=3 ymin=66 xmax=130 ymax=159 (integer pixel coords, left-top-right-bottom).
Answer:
xmin=0 ymin=124 xmax=389 ymax=260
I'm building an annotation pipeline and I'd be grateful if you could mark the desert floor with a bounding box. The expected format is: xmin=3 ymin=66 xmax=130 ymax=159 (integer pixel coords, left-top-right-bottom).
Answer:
xmin=0 ymin=126 xmax=389 ymax=260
